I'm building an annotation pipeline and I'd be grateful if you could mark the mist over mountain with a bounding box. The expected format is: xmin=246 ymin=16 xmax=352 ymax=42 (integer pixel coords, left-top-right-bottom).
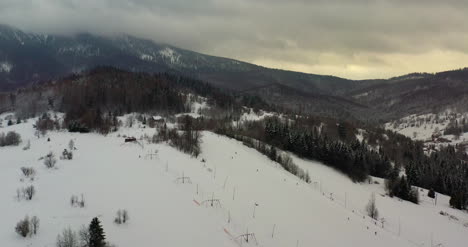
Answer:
xmin=1 ymin=24 xmax=468 ymax=122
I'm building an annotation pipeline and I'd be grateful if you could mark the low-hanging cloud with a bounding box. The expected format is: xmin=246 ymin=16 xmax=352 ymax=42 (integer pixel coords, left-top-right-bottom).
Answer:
xmin=1 ymin=0 xmax=467 ymax=79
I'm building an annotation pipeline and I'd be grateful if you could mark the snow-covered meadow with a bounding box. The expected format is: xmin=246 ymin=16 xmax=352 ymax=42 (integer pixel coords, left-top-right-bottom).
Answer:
xmin=1 ymin=114 xmax=467 ymax=247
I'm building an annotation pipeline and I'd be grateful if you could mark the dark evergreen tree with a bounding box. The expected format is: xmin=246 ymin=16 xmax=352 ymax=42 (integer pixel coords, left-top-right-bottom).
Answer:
xmin=89 ymin=217 xmax=106 ymax=247
xmin=449 ymin=190 xmax=467 ymax=210
xmin=428 ymin=188 xmax=435 ymax=199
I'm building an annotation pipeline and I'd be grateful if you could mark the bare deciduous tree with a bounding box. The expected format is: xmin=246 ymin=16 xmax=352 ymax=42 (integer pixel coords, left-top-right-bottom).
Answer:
xmin=78 ymin=225 xmax=90 ymax=247
xmin=56 ymin=227 xmax=78 ymax=247
xmin=122 ymin=209 xmax=129 ymax=223
xmin=366 ymin=193 xmax=379 ymax=220
xmin=30 ymin=216 xmax=39 ymax=235
xmin=23 ymin=185 xmax=35 ymax=200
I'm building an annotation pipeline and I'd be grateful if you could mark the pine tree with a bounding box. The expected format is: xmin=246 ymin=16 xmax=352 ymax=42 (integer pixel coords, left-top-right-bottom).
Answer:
xmin=89 ymin=217 xmax=106 ymax=247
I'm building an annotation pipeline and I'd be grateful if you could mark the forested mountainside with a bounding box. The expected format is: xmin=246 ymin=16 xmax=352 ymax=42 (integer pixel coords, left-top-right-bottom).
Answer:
xmin=0 ymin=24 xmax=354 ymax=94
xmin=1 ymin=67 xmax=467 ymax=210
xmin=349 ymin=68 xmax=468 ymax=120
xmin=2 ymin=24 xmax=468 ymax=123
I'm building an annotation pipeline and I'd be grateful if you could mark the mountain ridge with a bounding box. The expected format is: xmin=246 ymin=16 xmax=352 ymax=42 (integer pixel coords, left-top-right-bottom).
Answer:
xmin=1 ymin=24 xmax=468 ymax=122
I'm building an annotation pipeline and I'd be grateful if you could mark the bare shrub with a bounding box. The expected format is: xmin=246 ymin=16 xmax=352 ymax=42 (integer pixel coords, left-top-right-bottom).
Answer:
xmin=0 ymin=131 xmax=21 ymax=146
xmin=70 ymin=194 xmax=85 ymax=208
xmin=114 ymin=209 xmax=129 ymax=225
xmin=44 ymin=152 xmax=57 ymax=168
xmin=15 ymin=216 xmax=30 ymax=237
xmin=21 ymin=167 xmax=36 ymax=178
xmin=23 ymin=185 xmax=36 ymax=200
xmin=61 ymin=149 xmax=73 ymax=160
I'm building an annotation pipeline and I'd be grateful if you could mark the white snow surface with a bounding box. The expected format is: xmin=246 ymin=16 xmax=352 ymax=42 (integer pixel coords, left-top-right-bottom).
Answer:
xmin=0 ymin=61 xmax=12 ymax=73
xmin=159 ymin=47 xmax=181 ymax=64
xmin=176 ymin=94 xmax=210 ymax=119
xmin=140 ymin=54 xmax=154 ymax=61
xmin=385 ymin=111 xmax=468 ymax=153
xmin=235 ymin=109 xmax=276 ymax=124
xmin=1 ymin=115 xmax=467 ymax=247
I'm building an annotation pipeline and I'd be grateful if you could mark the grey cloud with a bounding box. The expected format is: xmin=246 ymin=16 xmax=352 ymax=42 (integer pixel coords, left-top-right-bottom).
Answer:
xmin=0 ymin=0 xmax=467 ymax=79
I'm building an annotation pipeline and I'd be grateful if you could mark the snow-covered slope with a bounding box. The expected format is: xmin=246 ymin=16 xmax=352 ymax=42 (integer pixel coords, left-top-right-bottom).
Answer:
xmin=292 ymin=155 xmax=468 ymax=247
xmin=385 ymin=111 xmax=468 ymax=153
xmin=1 ymin=115 xmax=467 ymax=247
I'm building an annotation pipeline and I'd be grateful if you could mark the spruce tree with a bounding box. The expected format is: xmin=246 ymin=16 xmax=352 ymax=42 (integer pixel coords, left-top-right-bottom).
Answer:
xmin=89 ymin=217 xmax=106 ymax=247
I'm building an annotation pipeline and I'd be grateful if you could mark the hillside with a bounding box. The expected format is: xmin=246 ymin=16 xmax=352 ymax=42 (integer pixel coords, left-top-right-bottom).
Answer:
xmin=350 ymin=69 xmax=468 ymax=121
xmin=1 ymin=113 xmax=468 ymax=247
xmin=385 ymin=111 xmax=468 ymax=154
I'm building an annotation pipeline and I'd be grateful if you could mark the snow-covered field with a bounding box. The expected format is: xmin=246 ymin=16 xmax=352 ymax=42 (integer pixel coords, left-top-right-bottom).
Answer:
xmin=1 ymin=115 xmax=468 ymax=247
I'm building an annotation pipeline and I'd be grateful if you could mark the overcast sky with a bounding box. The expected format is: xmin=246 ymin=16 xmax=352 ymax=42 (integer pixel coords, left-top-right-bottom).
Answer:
xmin=1 ymin=0 xmax=468 ymax=79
